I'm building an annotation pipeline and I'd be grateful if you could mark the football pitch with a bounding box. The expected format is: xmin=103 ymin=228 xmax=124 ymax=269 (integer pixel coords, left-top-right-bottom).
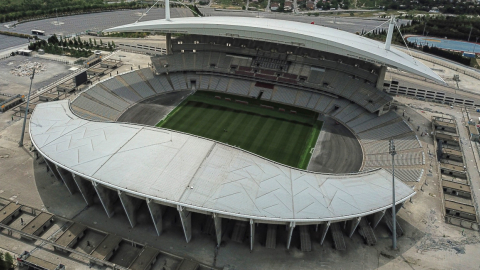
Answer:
xmin=157 ymin=91 xmax=322 ymax=169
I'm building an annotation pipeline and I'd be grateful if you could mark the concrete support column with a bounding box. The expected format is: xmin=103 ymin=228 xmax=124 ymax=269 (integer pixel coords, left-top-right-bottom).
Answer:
xmin=213 ymin=213 xmax=222 ymax=247
xmin=92 ymin=182 xmax=118 ymax=218
xmin=118 ymin=191 xmax=142 ymax=228
xmin=72 ymin=174 xmax=95 ymax=206
xmin=166 ymin=34 xmax=172 ymax=55
xmin=371 ymin=210 xmax=386 ymax=229
xmin=43 ymin=157 xmax=61 ymax=181
xmin=249 ymin=219 xmax=255 ymax=251
xmin=376 ymin=65 xmax=387 ymax=90
xmin=320 ymin=221 xmax=330 ymax=245
xmin=286 ymin=222 xmax=295 ymax=250
xmin=177 ymin=205 xmax=192 ymax=243
xmin=55 ymin=165 xmax=78 ymax=195
xmin=146 ymin=198 xmax=164 ymax=236
xmin=348 ymin=217 xmax=361 ymax=238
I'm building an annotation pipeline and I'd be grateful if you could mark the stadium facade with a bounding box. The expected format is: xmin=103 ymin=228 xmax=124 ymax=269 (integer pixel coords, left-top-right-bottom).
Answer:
xmin=29 ymin=15 xmax=439 ymax=250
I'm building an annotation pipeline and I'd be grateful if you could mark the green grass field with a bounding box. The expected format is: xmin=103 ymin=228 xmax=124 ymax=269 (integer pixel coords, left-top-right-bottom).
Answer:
xmin=157 ymin=91 xmax=322 ymax=169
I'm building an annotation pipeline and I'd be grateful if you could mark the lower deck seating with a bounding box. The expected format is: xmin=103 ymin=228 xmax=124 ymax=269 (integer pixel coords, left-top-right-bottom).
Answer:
xmin=364 ymin=151 xmax=424 ymax=167
xmin=72 ymin=72 xmax=425 ymax=184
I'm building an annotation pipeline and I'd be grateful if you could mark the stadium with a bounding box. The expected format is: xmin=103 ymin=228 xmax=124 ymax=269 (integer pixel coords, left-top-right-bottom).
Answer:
xmin=29 ymin=12 xmax=442 ymax=253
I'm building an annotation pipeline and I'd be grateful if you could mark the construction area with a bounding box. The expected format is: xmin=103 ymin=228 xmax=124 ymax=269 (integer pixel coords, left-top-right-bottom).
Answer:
xmin=0 ymin=197 xmax=216 ymax=270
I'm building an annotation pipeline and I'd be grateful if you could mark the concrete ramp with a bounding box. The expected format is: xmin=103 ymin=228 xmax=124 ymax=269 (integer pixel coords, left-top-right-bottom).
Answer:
xmin=265 ymin=224 xmax=277 ymax=249
xmin=299 ymin=226 xmax=312 ymax=252
xmin=383 ymin=210 xmax=404 ymax=237
xmin=358 ymin=218 xmax=377 ymax=246
xmin=231 ymin=221 xmax=247 ymax=243
xmin=330 ymin=223 xmax=346 ymax=251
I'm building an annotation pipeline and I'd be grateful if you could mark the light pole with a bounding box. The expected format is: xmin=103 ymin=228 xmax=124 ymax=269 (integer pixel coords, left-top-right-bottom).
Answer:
xmin=473 ymin=37 xmax=479 ymax=54
xmin=19 ymin=68 xmax=35 ymax=147
xmin=389 ymin=139 xmax=397 ymax=250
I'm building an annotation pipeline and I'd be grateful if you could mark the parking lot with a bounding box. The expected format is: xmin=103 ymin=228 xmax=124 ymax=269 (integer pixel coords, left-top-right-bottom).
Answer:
xmin=4 ymin=7 xmax=193 ymax=38
xmin=0 ymin=35 xmax=29 ymax=52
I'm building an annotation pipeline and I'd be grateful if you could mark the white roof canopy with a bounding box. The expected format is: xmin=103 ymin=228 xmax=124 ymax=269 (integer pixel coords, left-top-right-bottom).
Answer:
xmin=30 ymin=101 xmax=415 ymax=223
xmin=105 ymin=16 xmax=444 ymax=83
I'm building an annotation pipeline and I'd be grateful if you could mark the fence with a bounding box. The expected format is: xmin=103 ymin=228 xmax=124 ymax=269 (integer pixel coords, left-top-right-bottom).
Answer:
xmin=33 ymin=54 xmax=76 ymax=65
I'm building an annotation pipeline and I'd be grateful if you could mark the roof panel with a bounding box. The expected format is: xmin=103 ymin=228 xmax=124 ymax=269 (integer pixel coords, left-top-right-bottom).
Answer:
xmin=30 ymin=100 xmax=415 ymax=222
xmin=105 ymin=17 xmax=444 ymax=83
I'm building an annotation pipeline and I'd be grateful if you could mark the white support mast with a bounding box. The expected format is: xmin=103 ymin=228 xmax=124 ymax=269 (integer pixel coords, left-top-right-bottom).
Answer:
xmin=385 ymin=15 xmax=395 ymax=51
xmin=165 ymin=0 xmax=171 ymax=21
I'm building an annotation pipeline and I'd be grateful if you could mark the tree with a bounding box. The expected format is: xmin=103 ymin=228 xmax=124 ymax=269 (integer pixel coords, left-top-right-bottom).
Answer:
xmin=100 ymin=39 xmax=103 ymax=46
xmin=0 ymin=252 xmax=5 ymax=270
xmin=94 ymin=38 xmax=97 ymax=46
xmin=111 ymin=40 xmax=115 ymax=48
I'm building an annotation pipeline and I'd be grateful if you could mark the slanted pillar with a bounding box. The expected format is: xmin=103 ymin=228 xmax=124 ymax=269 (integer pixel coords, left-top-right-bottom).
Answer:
xmin=376 ymin=65 xmax=387 ymax=90
xmin=92 ymin=182 xmax=117 ymax=218
xmin=213 ymin=213 xmax=222 ymax=247
xmin=286 ymin=222 xmax=295 ymax=250
xmin=43 ymin=157 xmax=61 ymax=181
xmin=249 ymin=219 xmax=255 ymax=251
xmin=177 ymin=205 xmax=192 ymax=243
xmin=384 ymin=16 xmax=395 ymax=50
xmin=165 ymin=0 xmax=170 ymax=21
xmin=118 ymin=191 xmax=142 ymax=228
xmin=72 ymin=174 xmax=95 ymax=205
xmin=320 ymin=221 xmax=330 ymax=245
xmin=55 ymin=165 xmax=78 ymax=195
xmin=146 ymin=198 xmax=164 ymax=236
xmin=348 ymin=217 xmax=361 ymax=238
xmin=371 ymin=210 xmax=386 ymax=229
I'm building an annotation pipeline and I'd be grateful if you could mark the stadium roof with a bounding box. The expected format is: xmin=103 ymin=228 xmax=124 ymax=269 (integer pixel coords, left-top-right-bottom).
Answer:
xmin=105 ymin=16 xmax=444 ymax=84
xmin=30 ymin=100 xmax=415 ymax=223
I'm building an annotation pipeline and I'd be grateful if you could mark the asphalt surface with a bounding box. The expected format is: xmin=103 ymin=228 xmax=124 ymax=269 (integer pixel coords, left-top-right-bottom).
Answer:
xmin=3 ymin=8 xmax=193 ymax=38
xmin=200 ymin=8 xmax=410 ymax=34
xmin=117 ymin=90 xmax=193 ymax=126
xmin=0 ymin=34 xmax=29 ymax=51
xmin=307 ymin=115 xmax=363 ymax=173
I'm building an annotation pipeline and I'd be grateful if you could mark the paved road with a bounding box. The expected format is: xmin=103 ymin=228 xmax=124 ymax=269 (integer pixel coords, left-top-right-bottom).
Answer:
xmin=117 ymin=90 xmax=192 ymax=125
xmin=307 ymin=115 xmax=363 ymax=173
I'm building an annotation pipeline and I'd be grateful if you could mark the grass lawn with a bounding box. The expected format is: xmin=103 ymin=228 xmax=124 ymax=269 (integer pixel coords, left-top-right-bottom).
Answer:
xmin=157 ymin=91 xmax=322 ymax=169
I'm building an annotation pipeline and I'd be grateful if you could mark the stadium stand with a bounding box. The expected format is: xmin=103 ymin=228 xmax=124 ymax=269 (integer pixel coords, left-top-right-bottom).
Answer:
xmin=382 ymin=168 xmax=424 ymax=182
xmin=306 ymin=93 xmax=321 ymax=109
xmin=86 ymin=85 xmax=131 ymax=111
xmin=357 ymin=121 xmax=412 ymax=144
xmin=228 ymin=79 xmax=252 ymax=96
xmin=362 ymin=135 xmax=422 ymax=154
xmin=351 ymin=111 xmax=400 ymax=133
xmin=260 ymin=88 xmax=273 ymax=101
xmin=315 ymin=96 xmax=334 ymax=113
xmin=271 ymin=86 xmax=297 ymax=105
xmin=121 ymin=72 xmax=156 ymax=98
xmin=70 ymin=68 xmax=427 ymax=189
xmin=102 ymin=77 xmax=142 ymax=103
xmin=170 ymin=73 xmax=188 ymax=90
xmin=216 ymin=78 xmax=230 ymax=92
xmin=364 ymin=151 xmax=424 ymax=167
xmin=294 ymin=91 xmax=312 ymax=108
xmin=199 ymin=75 xmax=211 ymax=90
xmin=71 ymin=95 xmax=121 ymax=121
xmin=139 ymin=69 xmax=165 ymax=94
xmin=150 ymin=51 xmax=392 ymax=113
